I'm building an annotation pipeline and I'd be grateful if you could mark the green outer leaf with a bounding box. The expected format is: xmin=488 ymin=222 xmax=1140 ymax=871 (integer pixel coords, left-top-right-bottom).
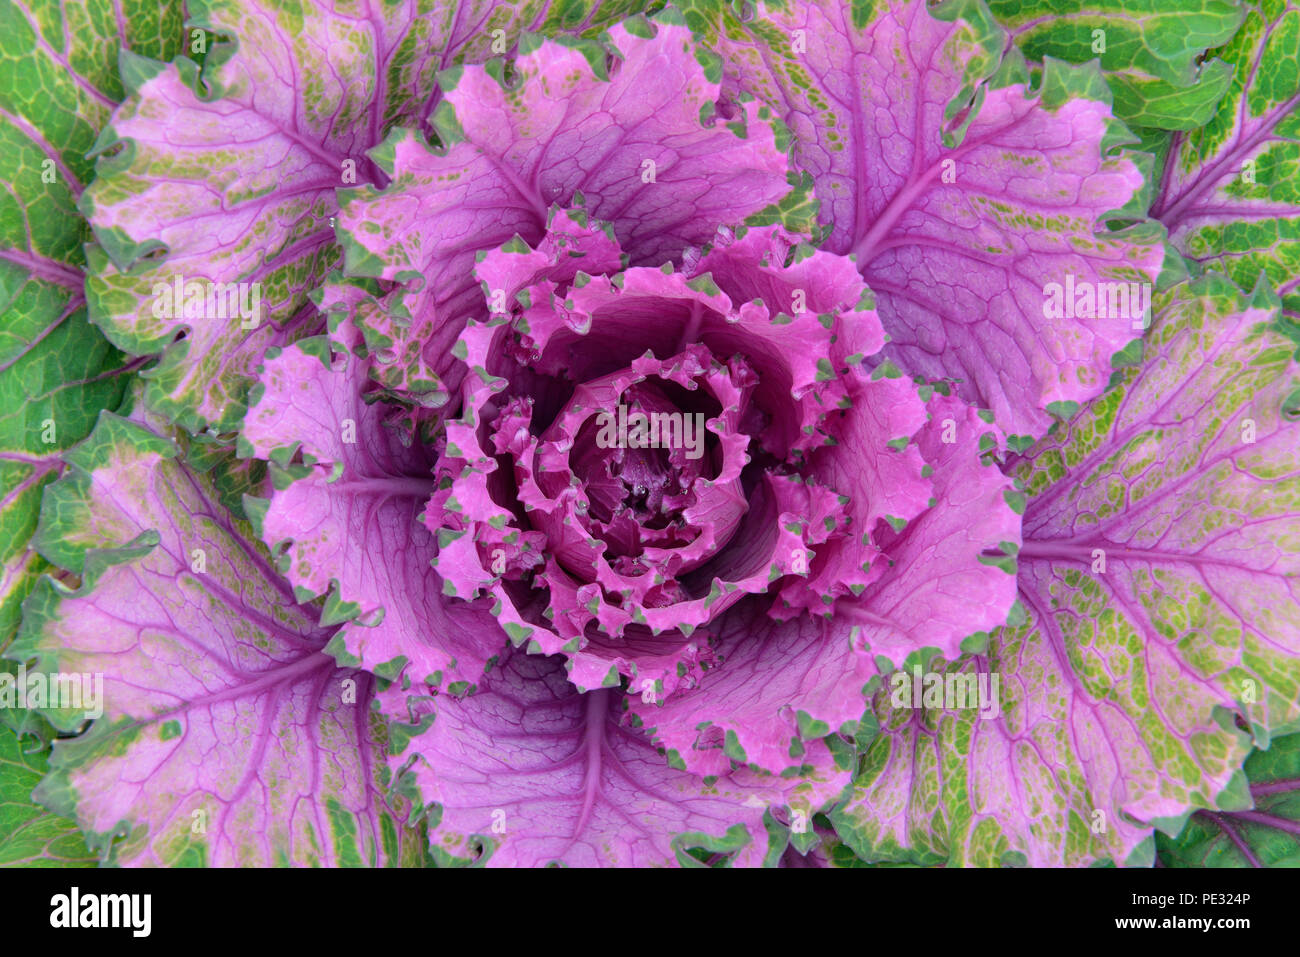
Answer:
xmin=0 ymin=0 xmax=182 ymax=722
xmin=1158 ymin=731 xmax=1300 ymax=867
xmin=1153 ymin=1 xmax=1300 ymax=321
xmin=1017 ymin=274 xmax=1300 ymax=750
xmin=0 ymin=0 xmax=183 ymax=273
xmin=0 ymin=722 xmax=95 ymax=866
xmin=989 ymin=0 xmax=1245 ymax=131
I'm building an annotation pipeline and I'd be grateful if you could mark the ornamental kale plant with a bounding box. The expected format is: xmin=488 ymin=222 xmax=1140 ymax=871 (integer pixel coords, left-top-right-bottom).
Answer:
xmin=0 ymin=0 xmax=1297 ymax=869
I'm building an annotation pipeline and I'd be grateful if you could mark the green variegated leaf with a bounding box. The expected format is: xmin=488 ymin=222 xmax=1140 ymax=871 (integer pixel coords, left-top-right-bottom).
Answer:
xmin=0 ymin=722 xmax=95 ymax=866
xmin=1152 ymin=0 xmax=1300 ymax=322
xmin=989 ymin=0 xmax=1245 ymax=130
xmin=0 ymin=0 xmax=182 ymax=363
xmin=0 ymin=0 xmax=183 ymax=723
xmin=1106 ymin=58 xmax=1236 ymax=130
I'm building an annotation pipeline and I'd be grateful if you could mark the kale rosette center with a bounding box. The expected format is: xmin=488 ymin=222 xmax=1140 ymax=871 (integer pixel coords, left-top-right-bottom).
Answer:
xmin=423 ymin=213 xmax=920 ymax=697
